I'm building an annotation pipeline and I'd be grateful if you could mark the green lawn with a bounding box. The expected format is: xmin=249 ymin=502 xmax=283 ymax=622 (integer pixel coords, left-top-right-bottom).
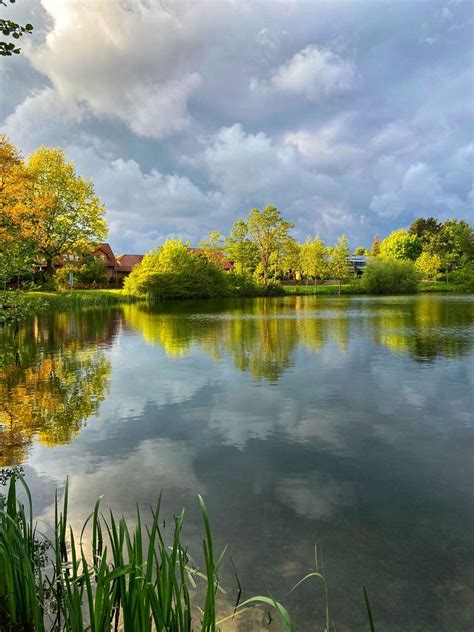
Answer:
xmin=283 ymin=283 xmax=363 ymax=295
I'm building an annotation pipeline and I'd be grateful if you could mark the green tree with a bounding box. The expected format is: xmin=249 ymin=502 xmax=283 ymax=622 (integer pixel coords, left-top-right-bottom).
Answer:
xmin=353 ymin=246 xmax=368 ymax=255
xmin=330 ymin=235 xmax=352 ymax=293
xmin=246 ymin=205 xmax=294 ymax=285
xmin=409 ymin=217 xmax=441 ymax=249
xmin=223 ymin=219 xmax=258 ymax=274
xmin=380 ymin=229 xmax=422 ymax=261
xmin=279 ymin=237 xmax=301 ymax=280
xmin=370 ymin=234 xmax=381 ymax=256
xmin=0 ymin=0 xmax=33 ymax=57
xmin=26 ymin=147 xmax=107 ymax=277
xmin=414 ymin=251 xmax=441 ymax=281
xmin=433 ymin=219 xmax=474 ymax=282
xmin=299 ymin=236 xmax=328 ymax=284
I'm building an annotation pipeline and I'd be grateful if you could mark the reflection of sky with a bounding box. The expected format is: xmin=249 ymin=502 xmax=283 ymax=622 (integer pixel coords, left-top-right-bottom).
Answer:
xmin=16 ymin=296 xmax=474 ymax=630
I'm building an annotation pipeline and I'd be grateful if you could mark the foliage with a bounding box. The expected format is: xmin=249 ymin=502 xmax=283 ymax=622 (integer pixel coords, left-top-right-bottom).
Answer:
xmin=299 ymin=236 xmax=328 ymax=282
xmin=0 ymin=473 xmax=378 ymax=631
xmin=448 ymin=263 xmax=474 ymax=291
xmin=0 ymin=289 xmax=43 ymax=327
xmin=432 ymin=219 xmax=474 ymax=279
xmin=25 ymin=147 xmax=107 ymax=276
xmin=0 ymin=135 xmax=36 ymax=284
xmin=380 ymin=229 xmax=422 ymax=261
xmin=362 ymin=258 xmax=419 ymax=294
xmin=124 ymin=239 xmax=230 ymax=299
xmin=223 ymin=219 xmax=258 ymax=274
xmin=54 ymin=255 xmax=108 ymax=291
xmin=246 ymin=205 xmax=294 ymax=285
xmin=409 ymin=216 xmax=441 ymax=247
xmin=329 ymin=235 xmax=352 ymax=291
xmin=279 ymin=237 xmax=301 ymax=279
xmin=0 ymin=0 xmax=33 ymax=57
xmin=370 ymin=234 xmax=381 ymax=256
xmin=353 ymin=246 xmax=368 ymax=255
xmin=415 ymin=251 xmax=441 ymax=281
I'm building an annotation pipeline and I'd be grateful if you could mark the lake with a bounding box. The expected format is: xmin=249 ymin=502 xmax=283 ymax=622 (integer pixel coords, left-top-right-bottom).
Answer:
xmin=1 ymin=294 xmax=473 ymax=631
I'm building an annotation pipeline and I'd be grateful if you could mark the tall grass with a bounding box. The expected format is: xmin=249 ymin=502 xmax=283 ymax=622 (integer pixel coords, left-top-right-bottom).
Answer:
xmin=0 ymin=472 xmax=377 ymax=631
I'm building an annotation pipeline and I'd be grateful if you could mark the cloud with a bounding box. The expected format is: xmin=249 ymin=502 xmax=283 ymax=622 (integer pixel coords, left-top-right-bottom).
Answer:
xmin=65 ymin=145 xmax=221 ymax=252
xmin=1 ymin=88 xmax=87 ymax=152
xmin=25 ymin=0 xmax=211 ymax=139
xmin=0 ymin=0 xmax=471 ymax=250
xmin=251 ymin=45 xmax=355 ymax=101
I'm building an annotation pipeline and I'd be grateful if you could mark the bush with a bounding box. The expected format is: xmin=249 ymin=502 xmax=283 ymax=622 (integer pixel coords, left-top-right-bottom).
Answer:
xmin=124 ymin=240 xmax=230 ymax=299
xmin=362 ymin=258 xmax=419 ymax=294
xmin=226 ymin=273 xmax=284 ymax=297
xmin=449 ymin=263 xmax=474 ymax=291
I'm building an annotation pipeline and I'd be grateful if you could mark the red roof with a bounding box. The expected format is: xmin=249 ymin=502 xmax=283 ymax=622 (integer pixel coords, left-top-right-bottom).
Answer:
xmin=117 ymin=254 xmax=144 ymax=272
xmin=94 ymin=243 xmax=117 ymax=267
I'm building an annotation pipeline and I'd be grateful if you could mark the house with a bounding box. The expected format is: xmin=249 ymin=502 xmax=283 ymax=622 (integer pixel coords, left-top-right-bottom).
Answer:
xmin=349 ymin=255 xmax=367 ymax=276
xmin=115 ymin=254 xmax=144 ymax=282
xmin=93 ymin=243 xmax=119 ymax=281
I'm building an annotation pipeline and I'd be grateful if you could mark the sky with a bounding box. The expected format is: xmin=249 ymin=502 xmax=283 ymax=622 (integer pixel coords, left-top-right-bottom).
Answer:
xmin=0 ymin=0 xmax=473 ymax=254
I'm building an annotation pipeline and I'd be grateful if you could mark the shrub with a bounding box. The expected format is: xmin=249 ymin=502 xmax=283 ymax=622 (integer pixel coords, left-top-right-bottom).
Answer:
xmin=449 ymin=263 xmax=474 ymax=291
xmin=362 ymin=258 xmax=419 ymax=294
xmin=226 ymin=273 xmax=284 ymax=297
xmin=125 ymin=240 xmax=229 ymax=299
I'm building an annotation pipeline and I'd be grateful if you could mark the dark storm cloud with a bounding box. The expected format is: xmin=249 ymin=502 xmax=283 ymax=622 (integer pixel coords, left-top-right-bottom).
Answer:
xmin=1 ymin=0 xmax=472 ymax=251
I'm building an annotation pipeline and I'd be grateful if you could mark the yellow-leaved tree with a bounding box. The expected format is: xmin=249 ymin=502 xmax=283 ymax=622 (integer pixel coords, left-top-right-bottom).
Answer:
xmin=26 ymin=147 xmax=107 ymax=277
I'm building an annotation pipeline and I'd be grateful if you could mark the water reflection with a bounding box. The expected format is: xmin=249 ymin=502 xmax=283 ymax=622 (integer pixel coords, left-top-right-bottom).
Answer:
xmin=0 ymin=295 xmax=472 ymax=630
xmin=0 ymin=309 xmax=114 ymax=464
xmin=1 ymin=296 xmax=473 ymax=464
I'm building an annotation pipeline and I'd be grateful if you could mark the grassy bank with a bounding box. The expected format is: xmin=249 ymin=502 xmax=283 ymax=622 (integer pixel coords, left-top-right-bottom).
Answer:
xmin=283 ymin=283 xmax=362 ymax=296
xmin=0 ymin=472 xmax=376 ymax=631
xmin=283 ymin=281 xmax=471 ymax=296
xmin=29 ymin=289 xmax=138 ymax=306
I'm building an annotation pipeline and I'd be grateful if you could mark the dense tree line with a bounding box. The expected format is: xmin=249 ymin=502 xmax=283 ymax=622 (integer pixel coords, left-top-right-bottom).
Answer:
xmin=1 ymin=135 xmax=473 ymax=296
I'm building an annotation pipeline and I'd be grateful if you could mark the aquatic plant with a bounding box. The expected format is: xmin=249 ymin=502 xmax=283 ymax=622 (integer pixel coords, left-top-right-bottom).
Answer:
xmin=0 ymin=472 xmax=377 ymax=631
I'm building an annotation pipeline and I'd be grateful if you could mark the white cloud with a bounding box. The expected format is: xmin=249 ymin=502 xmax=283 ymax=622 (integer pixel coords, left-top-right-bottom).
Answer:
xmin=285 ymin=115 xmax=365 ymax=170
xmin=252 ymin=45 xmax=355 ymax=101
xmin=1 ymin=88 xmax=86 ymax=151
xmin=26 ymin=1 xmax=211 ymax=139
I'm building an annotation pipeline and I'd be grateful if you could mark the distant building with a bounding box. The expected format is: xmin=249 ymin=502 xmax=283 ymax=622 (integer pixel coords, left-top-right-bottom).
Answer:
xmin=349 ymin=255 xmax=367 ymax=276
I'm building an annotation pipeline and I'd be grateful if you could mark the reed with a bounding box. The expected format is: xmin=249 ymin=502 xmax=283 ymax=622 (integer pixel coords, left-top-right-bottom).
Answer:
xmin=0 ymin=472 xmax=377 ymax=631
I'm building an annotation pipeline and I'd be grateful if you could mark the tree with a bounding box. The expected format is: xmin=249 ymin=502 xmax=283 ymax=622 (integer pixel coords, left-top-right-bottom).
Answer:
xmin=246 ymin=205 xmax=294 ymax=285
xmin=380 ymin=229 xmax=422 ymax=261
xmin=414 ymin=252 xmax=441 ymax=281
xmin=223 ymin=219 xmax=258 ymax=274
xmin=433 ymin=219 xmax=474 ymax=282
xmin=279 ymin=237 xmax=301 ymax=280
xmin=370 ymin=234 xmax=381 ymax=256
xmin=0 ymin=135 xmax=36 ymax=284
xmin=26 ymin=147 xmax=107 ymax=277
xmin=299 ymin=236 xmax=328 ymax=284
xmin=330 ymin=235 xmax=351 ymax=293
xmin=409 ymin=217 xmax=441 ymax=249
xmin=1 ymin=0 xmax=33 ymax=57
xmin=353 ymin=246 xmax=368 ymax=255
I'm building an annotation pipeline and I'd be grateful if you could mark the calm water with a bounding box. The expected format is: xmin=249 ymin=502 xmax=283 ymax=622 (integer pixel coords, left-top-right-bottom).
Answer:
xmin=1 ymin=295 xmax=473 ymax=631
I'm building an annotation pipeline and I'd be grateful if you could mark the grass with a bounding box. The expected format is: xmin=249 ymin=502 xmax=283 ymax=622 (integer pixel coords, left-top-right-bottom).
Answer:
xmin=0 ymin=471 xmax=378 ymax=631
xmin=283 ymin=283 xmax=363 ymax=296
xmin=28 ymin=289 xmax=138 ymax=306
